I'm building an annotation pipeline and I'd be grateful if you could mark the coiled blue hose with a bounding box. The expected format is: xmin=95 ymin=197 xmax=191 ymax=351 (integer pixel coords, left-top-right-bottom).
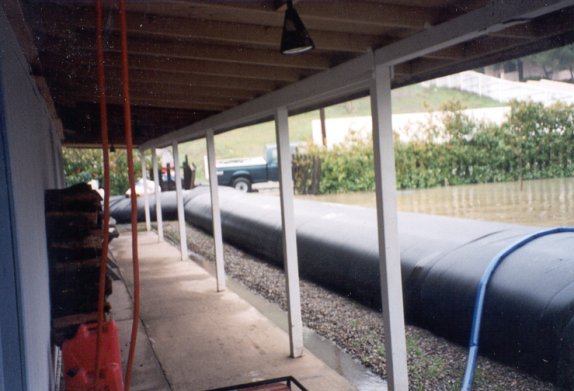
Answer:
xmin=461 ymin=226 xmax=574 ymax=391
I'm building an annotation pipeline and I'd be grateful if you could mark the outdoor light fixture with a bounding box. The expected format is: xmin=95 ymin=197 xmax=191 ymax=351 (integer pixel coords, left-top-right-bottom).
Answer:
xmin=280 ymin=0 xmax=314 ymax=55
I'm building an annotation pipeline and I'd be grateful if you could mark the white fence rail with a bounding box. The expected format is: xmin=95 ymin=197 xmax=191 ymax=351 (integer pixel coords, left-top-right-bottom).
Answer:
xmin=423 ymin=70 xmax=574 ymax=105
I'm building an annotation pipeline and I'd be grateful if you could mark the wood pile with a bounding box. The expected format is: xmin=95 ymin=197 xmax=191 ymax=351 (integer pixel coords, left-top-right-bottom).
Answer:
xmin=45 ymin=183 xmax=111 ymax=346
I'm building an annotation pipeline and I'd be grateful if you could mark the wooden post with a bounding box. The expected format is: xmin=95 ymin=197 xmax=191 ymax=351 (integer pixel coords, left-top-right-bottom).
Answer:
xmin=140 ymin=149 xmax=151 ymax=232
xmin=370 ymin=64 xmax=409 ymax=390
xmin=151 ymin=149 xmax=164 ymax=241
xmin=275 ymin=106 xmax=303 ymax=358
xmin=319 ymin=108 xmax=327 ymax=147
xmin=173 ymin=141 xmax=188 ymax=260
xmin=206 ymin=129 xmax=226 ymax=291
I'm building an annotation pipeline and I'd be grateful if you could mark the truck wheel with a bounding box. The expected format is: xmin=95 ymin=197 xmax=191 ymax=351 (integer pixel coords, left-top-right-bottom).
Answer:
xmin=233 ymin=177 xmax=251 ymax=192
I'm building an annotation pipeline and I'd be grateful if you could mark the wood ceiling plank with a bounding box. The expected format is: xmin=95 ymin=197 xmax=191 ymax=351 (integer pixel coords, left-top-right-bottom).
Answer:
xmin=55 ymin=93 xmax=233 ymax=112
xmin=294 ymin=1 xmax=439 ymax=29
xmin=464 ymin=36 xmax=534 ymax=60
xmin=41 ymin=32 xmax=332 ymax=70
xmin=186 ymin=0 xmax=433 ymax=28
xmin=39 ymin=50 xmax=310 ymax=82
xmin=122 ymin=1 xmax=433 ymax=35
xmin=53 ymin=86 xmax=246 ymax=106
xmin=423 ymin=45 xmax=465 ymax=60
xmin=46 ymin=65 xmax=279 ymax=92
xmin=50 ymin=76 xmax=258 ymax=100
xmin=60 ymin=103 xmax=216 ymax=137
xmin=38 ymin=5 xmax=379 ymax=53
xmin=116 ymin=38 xmax=332 ymax=71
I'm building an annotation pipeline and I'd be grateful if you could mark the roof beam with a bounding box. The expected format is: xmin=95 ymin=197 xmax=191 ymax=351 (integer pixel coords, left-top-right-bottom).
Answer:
xmin=374 ymin=0 xmax=574 ymax=66
xmin=402 ymin=30 xmax=574 ymax=86
xmin=407 ymin=9 xmax=574 ymax=80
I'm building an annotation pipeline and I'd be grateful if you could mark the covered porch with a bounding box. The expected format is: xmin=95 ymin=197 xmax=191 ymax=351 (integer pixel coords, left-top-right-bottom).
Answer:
xmin=2 ymin=1 xmax=574 ymax=390
xmin=109 ymin=230 xmax=360 ymax=390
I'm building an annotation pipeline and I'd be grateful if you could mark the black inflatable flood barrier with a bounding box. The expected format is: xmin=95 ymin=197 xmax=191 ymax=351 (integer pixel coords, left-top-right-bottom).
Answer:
xmin=110 ymin=188 xmax=574 ymax=387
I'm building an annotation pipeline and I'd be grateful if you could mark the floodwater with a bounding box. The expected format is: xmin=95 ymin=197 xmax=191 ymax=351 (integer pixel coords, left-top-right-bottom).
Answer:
xmin=298 ymin=177 xmax=574 ymax=227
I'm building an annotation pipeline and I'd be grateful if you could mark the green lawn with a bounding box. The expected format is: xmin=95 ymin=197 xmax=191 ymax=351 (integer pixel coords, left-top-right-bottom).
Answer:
xmin=178 ymin=84 xmax=503 ymax=181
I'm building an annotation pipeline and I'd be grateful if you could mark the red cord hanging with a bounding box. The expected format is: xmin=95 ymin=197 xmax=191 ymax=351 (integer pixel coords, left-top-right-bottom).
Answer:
xmin=118 ymin=0 xmax=141 ymax=389
xmin=94 ymin=0 xmax=111 ymax=388
xmin=94 ymin=1 xmax=140 ymax=390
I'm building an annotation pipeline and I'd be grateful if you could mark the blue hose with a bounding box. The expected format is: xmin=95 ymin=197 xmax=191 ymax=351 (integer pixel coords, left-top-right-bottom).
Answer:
xmin=461 ymin=226 xmax=574 ymax=391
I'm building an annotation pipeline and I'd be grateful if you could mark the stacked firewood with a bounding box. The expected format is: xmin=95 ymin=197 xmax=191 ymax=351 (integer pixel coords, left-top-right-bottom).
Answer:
xmin=45 ymin=183 xmax=111 ymax=346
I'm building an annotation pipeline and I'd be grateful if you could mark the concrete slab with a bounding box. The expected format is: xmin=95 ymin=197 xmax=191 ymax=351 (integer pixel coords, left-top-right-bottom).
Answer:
xmin=109 ymin=267 xmax=171 ymax=391
xmin=109 ymin=231 xmax=357 ymax=391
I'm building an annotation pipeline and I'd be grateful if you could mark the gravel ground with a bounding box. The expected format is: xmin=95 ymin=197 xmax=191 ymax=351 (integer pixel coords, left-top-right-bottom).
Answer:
xmin=137 ymin=222 xmax=555 ymax=391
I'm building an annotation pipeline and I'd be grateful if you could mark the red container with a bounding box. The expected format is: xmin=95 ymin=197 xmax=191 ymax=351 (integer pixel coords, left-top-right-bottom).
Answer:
xmin=62 ymin=321 xmax=123 ymax=391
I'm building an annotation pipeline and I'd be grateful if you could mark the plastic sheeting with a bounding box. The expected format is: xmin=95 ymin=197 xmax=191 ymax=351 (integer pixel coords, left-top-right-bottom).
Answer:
xmin=110 ymin=187 xmax=574 ymax=386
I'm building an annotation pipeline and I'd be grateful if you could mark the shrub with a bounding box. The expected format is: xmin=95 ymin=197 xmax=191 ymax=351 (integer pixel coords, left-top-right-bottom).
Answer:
xmin=292 ymin=101 xmax=574 ymax=194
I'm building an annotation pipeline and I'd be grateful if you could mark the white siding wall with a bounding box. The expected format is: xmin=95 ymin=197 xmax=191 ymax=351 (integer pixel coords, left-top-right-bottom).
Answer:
xmin=0 ymin=7 xmax=62 ymax=391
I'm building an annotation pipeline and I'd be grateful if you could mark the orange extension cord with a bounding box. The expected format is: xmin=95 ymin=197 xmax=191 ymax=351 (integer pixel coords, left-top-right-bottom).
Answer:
xmin=94 ymin=0 xmax=110 ymax=388
xmin=119 ymin=0 xmax=141 ymax=389
xmin=94 ymin=0 xmax=140 ymax=390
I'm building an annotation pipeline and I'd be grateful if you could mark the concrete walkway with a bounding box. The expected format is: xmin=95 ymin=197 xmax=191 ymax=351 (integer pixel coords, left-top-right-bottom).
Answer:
xmin=109 ymin=231 xmax=357 ymax=391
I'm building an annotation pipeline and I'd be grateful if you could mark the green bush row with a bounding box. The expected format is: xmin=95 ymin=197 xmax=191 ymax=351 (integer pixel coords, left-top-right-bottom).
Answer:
xmin=293 ymin=101 xmax=574 ymax=194
xmin=63 ymin=148 xmax=143 ymax=196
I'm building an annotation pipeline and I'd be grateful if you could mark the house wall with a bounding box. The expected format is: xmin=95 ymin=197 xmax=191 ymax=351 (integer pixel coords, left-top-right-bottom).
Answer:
xmin=0 ymin=7 xmax=63 ymax=391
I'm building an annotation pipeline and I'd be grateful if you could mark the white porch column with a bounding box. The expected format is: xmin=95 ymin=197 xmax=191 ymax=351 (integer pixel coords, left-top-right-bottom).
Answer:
xmin=275 ymin=106 xmax=303 ymax=358
xmin=206 ymin=129 xmax=226 ymax=292
xmin=140 ymin=149 xmax=151 ymax=232
xmin=173 ymin=141 xmax=188 ymax=260
xmin=151 ymin=148 xmax=164 ymax=241
xmin=370 ymin=64 xmax=409 ymax=390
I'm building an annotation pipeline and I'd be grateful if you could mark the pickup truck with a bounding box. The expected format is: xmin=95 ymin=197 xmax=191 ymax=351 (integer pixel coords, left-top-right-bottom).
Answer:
xmin=214 ymin=144 xmax=297 ymax=192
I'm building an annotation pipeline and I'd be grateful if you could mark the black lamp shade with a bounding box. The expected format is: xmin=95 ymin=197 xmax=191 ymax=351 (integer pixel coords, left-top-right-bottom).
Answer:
xmin=280 ymin=5 xmax=314 ymax=55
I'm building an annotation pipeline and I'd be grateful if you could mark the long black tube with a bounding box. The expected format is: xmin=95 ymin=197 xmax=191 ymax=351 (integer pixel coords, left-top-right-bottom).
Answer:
xmin=461 ymin=227 xmax=574 ymax=391
xmin=110 ymin=188 xmax=574 ymax=387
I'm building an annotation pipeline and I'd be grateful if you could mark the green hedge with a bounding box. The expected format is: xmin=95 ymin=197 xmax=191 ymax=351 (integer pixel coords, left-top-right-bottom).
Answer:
xmin=293 ymin=101 xmax=574 ymax=194
xmin=63 ymin=148 xmax=143 ymax=196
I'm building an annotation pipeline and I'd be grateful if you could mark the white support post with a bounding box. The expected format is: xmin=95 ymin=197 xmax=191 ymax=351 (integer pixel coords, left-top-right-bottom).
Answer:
xmin=206 ymin=129 xmax=226 ymax=292
xmin=140 ymin=149 xmax=151 ymax=232
xmin=275 ymin=107 xmax=303 ymax=358
xmin=370 ymin=64 xmax=409 ymax=390
xmin=151 ymin=149 xmax=164 ymax=241
xmin=173 ymin=141 xmax=188 ymax=260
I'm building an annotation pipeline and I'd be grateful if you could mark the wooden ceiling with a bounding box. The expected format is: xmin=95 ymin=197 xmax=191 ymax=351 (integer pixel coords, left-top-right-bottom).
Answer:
xmin=9 ymin=0 xmax=574 ymax=146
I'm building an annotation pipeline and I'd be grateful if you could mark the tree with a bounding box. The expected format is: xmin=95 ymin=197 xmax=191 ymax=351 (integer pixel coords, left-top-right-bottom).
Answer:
xmin=556 ymin=44 xmax=574 ymax=81
xmin=525 ymin=50 xmax=557 ymax=79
